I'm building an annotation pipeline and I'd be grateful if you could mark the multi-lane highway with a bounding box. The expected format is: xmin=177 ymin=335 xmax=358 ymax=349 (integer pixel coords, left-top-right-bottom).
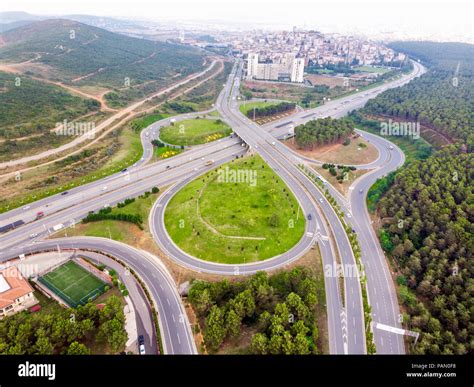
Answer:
xmin=218 ymin=60 xmax=367 ymax=354
xmin=0 ymin=57 xmax=425 ymax=355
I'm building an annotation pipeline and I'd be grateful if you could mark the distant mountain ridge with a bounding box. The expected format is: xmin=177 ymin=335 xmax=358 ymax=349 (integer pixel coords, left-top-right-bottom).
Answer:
xmin=0 ymin=11 xmax=44 ymax=23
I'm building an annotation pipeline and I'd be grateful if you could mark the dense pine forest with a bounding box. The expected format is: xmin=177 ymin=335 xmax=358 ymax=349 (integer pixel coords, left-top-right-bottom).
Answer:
xmin=188 ymin=268 xmax=324 ymax=354
xmin=378 ymin=147 xmax=473 ymax=354
xmin=294 ymin=117 xmax=354 ymax=148
xmin=364 ymin=42 xmax=474 ymax=149
xmin=369 ymin=42 xmax=473 ymax=354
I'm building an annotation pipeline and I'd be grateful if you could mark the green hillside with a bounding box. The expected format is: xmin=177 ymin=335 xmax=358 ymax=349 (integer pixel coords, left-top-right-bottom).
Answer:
xmin=0 ymin=19 xmax=206 ymax=89
xmin=0 ymin=71 xmax=100 ymax=139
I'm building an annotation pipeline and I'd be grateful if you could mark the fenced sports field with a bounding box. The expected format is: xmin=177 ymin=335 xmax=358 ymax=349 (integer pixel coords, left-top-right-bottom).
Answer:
xmin=38 ymin=260 xmax=108 ymax=307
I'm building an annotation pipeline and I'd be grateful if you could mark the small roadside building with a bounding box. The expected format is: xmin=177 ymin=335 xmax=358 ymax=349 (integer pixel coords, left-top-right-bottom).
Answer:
xmin=0 ymin=266 xmax=38 ymax=319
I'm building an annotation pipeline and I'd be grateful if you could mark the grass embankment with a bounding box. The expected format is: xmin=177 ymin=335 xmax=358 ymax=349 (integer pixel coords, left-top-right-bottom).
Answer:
xmin=238 ymin=101 xmax=281 ymax=116
xmin=164 ymin=155 xmax=306 ymax=264
xmin=0 ymin=126 xmax=143 ymax=213
xmin=159 ymin=118 xmax=231 ymax=146
xmin=54 ymin=191 xmax=160 ymax=241
xmin=130 ymin=113 xmax=170 ymax=132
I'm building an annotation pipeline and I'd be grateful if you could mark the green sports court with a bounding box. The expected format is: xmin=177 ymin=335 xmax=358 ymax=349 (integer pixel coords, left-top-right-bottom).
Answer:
xmin=38 ymin=260 xmax=108 ymax=307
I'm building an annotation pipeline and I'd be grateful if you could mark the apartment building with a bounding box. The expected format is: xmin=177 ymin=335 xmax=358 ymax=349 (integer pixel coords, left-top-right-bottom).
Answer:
xmin=246 ymin=52 xmax=305 ymax=83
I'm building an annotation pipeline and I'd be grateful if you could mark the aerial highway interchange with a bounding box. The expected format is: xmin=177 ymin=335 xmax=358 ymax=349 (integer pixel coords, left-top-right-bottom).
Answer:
xmin=0 ymin=57 xmax=425 ymax=355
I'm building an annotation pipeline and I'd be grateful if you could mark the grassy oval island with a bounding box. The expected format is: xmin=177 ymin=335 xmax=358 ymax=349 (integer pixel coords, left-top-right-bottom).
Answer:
xmin=164 ymin=155 xmax=306 ymax=264
xmin=159 ymin=118 xmax=232 ymax=146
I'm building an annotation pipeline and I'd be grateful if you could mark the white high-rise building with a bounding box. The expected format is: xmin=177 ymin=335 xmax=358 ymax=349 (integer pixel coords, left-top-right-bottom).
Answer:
xmin=291 ymin=57 xmax=305 ymax=83
xmin=245 ymin=52 xmax=305 ymax=83
xmin=246 ymin=53 xmax=259 ymax=80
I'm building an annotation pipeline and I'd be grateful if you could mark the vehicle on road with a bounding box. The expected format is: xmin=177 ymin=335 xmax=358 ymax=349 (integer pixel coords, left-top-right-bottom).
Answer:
xmin=319 ymin=198 xmax=324 ymax=203
xmin=61 ymin=191 xmax=69 ymax=196
xmin=307 ymin=214 xmax=312 ymax=220
xmin=102 ymin=186 xmax=107 ymax=191
xmin=0 ymin=220 xmax=25 ymax=234
xmin=205 ymin=160 xmax=214 ymax=166
xmin=29 ymin=233 xmax=38 ymax=239
xmin=138 ymin=335 xmax=146 ymax=355
xmin=121 ymin=168 xmax=128 ymax=173
xmin=36 ymin=211 xmax=44 ymax=220
xmin=359 ymin=189 xmax=363 ymax=193
xmin=23 ymin=206 xmax=30 ymax=210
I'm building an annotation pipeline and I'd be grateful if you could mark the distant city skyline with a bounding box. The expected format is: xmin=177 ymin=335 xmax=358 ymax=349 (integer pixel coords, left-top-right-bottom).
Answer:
xmin=1 ymin=0 xmax=473 ymax=42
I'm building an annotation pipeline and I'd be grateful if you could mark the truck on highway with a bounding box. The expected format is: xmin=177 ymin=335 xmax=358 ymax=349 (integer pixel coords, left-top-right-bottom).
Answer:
xmin=0 ymin=220 xmax=25 ymax=234
xmin=52 ymin=224 xmax=64 ymax=231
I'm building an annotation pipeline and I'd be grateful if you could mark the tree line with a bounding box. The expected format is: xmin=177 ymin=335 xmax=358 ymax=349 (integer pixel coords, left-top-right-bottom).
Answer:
xmin=246 ymin=102 xmax=296 ymax=119
xmin=83 ymin=207 xmax=143 ymax=229
xmin=0 ymin=295 xmax=127 ymax=354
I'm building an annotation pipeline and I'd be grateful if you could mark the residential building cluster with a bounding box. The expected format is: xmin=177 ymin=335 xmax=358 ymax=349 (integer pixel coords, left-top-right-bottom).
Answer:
xmin=227 ymin=28 xmax=406 ymax=83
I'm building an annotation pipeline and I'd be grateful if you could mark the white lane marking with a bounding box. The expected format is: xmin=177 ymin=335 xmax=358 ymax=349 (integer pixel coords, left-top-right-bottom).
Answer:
xmin=375 ymin=323 xmax=406 ymax=335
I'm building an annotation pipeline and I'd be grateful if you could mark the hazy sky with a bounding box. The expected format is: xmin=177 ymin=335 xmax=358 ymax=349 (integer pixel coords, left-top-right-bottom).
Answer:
xmin=1 ymin=0 xmax=473 ymax=41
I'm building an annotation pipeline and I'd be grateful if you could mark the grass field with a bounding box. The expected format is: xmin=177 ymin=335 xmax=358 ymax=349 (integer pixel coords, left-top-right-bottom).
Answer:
xmin=39 ymin=260 xmax=107 ymax=307
xmin=353 ymin=65 xmax=391 ymax=74
xmin=159 ymin=118 xmax=231 ymax=146
xmin=164 ymin=155 xmax=305 ymax=264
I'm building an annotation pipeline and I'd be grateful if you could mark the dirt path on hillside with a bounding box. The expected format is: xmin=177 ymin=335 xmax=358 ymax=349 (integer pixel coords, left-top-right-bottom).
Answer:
xmin=0 ymin=59 xmax=223 ymax=180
